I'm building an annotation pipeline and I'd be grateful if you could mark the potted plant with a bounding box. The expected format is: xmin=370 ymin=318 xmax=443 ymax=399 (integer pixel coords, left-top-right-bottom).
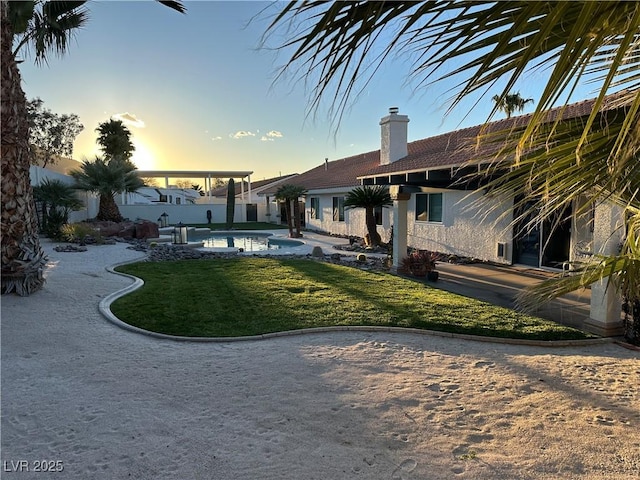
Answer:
xmin=399 ymin=250 xmax=438 ymax=280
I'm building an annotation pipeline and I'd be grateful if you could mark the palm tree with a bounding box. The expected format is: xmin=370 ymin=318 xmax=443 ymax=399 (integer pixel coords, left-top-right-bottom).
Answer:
xmin=268 ymin=1 xmax=640 ymax=343
xmin=276 ymin=184 xmax=307 ymax=238
xmin=95 ymin=119 xmax=135 ymax=161
xmin=70 ymin=156 xmax=145 ymax=223
xmin=1 ymin=0 xmax=184 ymax=295
xmin=344 ymin=186 xmax=392 ymax=247
xmin=492 ymin=92 xmax=534 ymax=118
xmin=191 ymin=184 xmax=205 ymax=196
xmin=33 ymin=178 xmax=83 ymax=238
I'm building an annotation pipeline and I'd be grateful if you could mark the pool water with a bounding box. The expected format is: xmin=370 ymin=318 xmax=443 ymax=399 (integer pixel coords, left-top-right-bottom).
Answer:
xmin=191 ymin=232 xmax=304 ymax=252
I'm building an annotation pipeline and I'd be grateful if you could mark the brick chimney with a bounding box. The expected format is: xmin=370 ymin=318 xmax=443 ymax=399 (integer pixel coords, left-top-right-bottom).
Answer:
xmin=379 ymin=107 xmax=409 ymax=165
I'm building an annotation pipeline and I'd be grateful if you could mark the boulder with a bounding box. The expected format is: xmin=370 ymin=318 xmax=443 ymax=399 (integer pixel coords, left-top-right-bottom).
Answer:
xmin=134 ymin=220 xmax=160 ymax=239
xmin=91 ymin=221 xmax=121 ymax=237
xmin=117 ymin=222 xmax=136 ymax=239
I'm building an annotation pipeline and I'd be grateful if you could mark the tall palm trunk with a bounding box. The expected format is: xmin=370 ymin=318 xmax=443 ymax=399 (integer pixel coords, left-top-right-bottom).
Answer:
xmin=1 ymin=2 xmax=47 ymax=295
xmin=292 ymin=199 xmax=302 ymax=238
xmin=284 ymin=201 xmax=294 ymax=238
xmin=365 ymin=206 xmax=381 ymax=247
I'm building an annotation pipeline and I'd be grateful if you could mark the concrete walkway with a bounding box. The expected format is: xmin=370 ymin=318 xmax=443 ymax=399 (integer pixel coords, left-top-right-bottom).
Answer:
xmin=435 ymin=262 xmax=591 ymax=330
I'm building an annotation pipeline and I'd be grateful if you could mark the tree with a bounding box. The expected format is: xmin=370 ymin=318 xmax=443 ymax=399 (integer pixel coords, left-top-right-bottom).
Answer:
xmin=344 ymin=186 xmax=392 ymax=247
xmin=275 ymin=184 xmax=307 ymax=238
xmin=191 ymin=184 xmax=205 ymax=196
xmin=70 ymin=156 xmax=145 ymax=223
xmin=268 ymin=1 xmax=640 ymax=343
xmin=96 ymin=119 xmax=135 ymax=162
xmin=1 ymin=0 xmax=184 ymax=295
xmin=33 ymin=178 xmax=83 ymax=239
xmin=27 ymin=97 xmax=83 ymax=167
xmin=140 ymin=177 xmax=159 ymax=187
xmin=225 ymin=178 xmax=235 ymax=229
xmin=491 ymin=92 xmax=533 ymax=119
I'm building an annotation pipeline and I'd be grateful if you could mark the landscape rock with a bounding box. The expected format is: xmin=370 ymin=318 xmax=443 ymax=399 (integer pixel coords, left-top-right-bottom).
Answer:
xmin=134 ymin=220 xmax=159 ymax=240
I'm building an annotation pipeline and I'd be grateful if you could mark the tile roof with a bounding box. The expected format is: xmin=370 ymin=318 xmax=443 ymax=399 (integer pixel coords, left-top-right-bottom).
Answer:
xmin=361 ymin=93 xmax=628 ymax=178
xmin=265 ymin=91 xmax=631 ymax=192
xmin=260 ymin=152 xmax=382 ymax=194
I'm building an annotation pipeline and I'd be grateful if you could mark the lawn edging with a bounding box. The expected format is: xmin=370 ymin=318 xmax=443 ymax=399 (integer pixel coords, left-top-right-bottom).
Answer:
xmin=101 ymin=258 xmax=613 ymax=347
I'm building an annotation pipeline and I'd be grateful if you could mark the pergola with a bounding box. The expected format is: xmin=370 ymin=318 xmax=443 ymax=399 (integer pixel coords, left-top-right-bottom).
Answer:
xmin=136 ymin=170 xmax=254 ymax=202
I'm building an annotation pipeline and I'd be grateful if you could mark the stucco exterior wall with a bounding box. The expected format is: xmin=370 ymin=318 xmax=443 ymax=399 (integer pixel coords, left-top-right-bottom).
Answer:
xmin=407 ymin=190 xmax=514 ymax=264
xmin=304 ymin=192 xmax=392 ymax=242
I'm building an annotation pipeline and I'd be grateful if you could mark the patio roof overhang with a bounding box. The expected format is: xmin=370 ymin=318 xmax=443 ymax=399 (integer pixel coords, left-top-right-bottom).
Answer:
xmin=358 ymin=164 xmax=498 ymax=190
xmin=136 ymin=170 xmax=253 ymax=179
xmin=135 ymin=170 xmax=255 ymax=201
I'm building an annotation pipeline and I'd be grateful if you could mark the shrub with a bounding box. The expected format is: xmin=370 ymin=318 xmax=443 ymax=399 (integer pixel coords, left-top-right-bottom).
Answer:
xmin=60 ymin=223 xmax=103 ymax=245
xmin=399 ymin=250 xmax=437 ymax=277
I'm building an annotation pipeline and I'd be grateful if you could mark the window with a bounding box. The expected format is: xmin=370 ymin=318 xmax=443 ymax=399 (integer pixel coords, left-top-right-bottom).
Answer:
xmin=310 ymin=197 xmax=320 ymax=220
xmin=415 ymin=193 xmax=443 ymax=222
xmin=333 ymin=196 xmax=345 ymax=222
xmin=175 ymin=197 xmax=181 ymax=205
xmin=374 ymin=205 xmax=383 ymax=225
xmin=159 ymin=194 xmax=168 ymax=203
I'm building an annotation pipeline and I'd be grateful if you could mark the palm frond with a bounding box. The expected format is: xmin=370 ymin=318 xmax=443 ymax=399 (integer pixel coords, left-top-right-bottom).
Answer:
xmin=267 ymin=1 xmax=640 ymax=147
xmin=15 ymin=1 xmax=89 ymax=63
xmin=344 ymin=185 xmax=392 ymax=209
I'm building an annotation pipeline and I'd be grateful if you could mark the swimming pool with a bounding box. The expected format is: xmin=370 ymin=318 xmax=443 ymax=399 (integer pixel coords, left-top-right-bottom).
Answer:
xmin=191 ymin=231 xmax=304 ymax=252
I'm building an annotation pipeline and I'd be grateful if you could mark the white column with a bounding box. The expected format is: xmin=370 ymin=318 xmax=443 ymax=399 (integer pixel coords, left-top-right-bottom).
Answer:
xmin=247 ymin=175 xmax=252 ymax=204
xmin=390 ymin=187 xmax=410 ymax=271
xmin=585 ymin=202 xmax=624 ymax=336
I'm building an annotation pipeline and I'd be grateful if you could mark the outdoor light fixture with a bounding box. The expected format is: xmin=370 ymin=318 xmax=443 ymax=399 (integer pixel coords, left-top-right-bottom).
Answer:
xmin=172 ymin=222 xmax=188 ymax=245
xmin=160 ymin=212 xmax=169 ymax=228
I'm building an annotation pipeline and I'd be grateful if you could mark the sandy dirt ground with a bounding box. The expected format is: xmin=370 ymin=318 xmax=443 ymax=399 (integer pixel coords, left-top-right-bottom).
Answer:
xmin=1 ymin=240 xmax=639 ymax=479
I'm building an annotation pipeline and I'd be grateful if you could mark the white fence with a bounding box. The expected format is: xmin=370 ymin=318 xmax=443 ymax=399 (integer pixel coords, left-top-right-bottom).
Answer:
xmin=29 ymin=166 xmax=98 ymax=222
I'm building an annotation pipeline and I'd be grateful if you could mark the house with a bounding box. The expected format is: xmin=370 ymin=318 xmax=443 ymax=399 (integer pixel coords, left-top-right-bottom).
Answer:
xmin=118 ymin=186 xmax=202 ymax=206
xmin=274 ymin=100 xmax=628 ymax=336
xmin=260 ymin=153 xmax=391 ymax=238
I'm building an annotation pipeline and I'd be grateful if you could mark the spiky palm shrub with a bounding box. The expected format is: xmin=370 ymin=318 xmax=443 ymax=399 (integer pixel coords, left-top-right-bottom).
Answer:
xmin=344 ymin=186 xmax=392 ymax=247
xmin=33 ymin=178 xmax=83 ymax=239
xmin=70 ymin=156 xmax=144 ymax=223
xmin=225 ymin=178 xmax=235 ymax=229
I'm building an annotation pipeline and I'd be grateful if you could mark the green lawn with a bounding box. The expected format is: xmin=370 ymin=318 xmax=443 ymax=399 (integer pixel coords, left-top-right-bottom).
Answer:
xmin=112 ymin=257 xmax=592 ymax=340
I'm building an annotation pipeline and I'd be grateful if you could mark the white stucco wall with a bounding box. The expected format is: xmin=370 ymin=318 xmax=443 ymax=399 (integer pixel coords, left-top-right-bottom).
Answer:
xmin=407 ymin=189 xmax=514 ymax=264
xmin=304 ymin=192 xmax=392 ymax=242
xmin=29 ymin=166 xmax=98 ymax=222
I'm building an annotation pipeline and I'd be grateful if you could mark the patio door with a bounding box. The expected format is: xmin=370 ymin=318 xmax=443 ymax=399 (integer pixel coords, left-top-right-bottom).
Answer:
xmin=513 ymin=201 xmax=540 ymax=267
xmin=540 ymin=206 xmax=572 ymax=268
xmin=513 ymin=200 xmax=572 ymax=269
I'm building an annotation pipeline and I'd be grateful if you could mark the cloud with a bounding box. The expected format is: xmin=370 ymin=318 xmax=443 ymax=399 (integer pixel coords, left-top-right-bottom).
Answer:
xmin=261 ymin=130 xmax=283 ymax=142
xmin=230 ymin=131 xmax=256 ymax=139
xmin=211 ymin=136 xmax=223 ymax=141
xmin=112 ymin=112 xmax=145 ymax=128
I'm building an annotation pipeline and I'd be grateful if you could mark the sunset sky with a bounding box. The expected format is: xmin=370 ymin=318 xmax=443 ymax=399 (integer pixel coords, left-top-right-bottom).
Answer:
xmin=18 ymin=1 xmax=594 ymax=181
